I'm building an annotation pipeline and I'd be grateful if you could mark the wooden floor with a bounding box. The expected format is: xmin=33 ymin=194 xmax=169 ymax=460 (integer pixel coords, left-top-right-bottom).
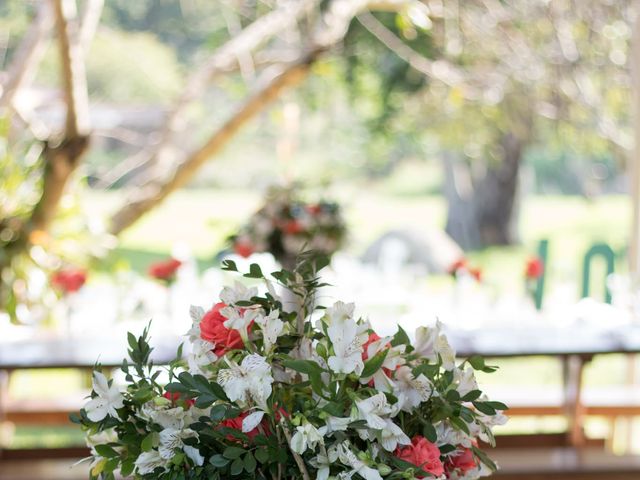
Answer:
xmin=0 ymin=448 xmax=639 ymax=480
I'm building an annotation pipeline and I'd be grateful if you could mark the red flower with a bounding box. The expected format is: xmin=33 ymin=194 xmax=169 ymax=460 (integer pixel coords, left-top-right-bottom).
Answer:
xmin=395 ymin=436 xmax=444 ymax=478
xmin=306 ymin=204 xmax=322 ymax=215
xmin=51 ymin=269 xmax=87 ymax=294
xmin=469 ymin=267 xmax=483 ymax=282
xmin=148 ymin=258 xmax=182 ymax=282
xmin=200 ymin=303 xmax=244 ymax=356
xmin=282 ymin=219 xmax=304 ymax=235
xmin=163 ymin=391 xmax=195 ymax=408
xmin=446 ymin=447 xmax=477 ymax=474
xmin=362 ymin=332 xmax=382 ymax=361
xmin=234 ymin=240 xmax=254 ymax=258
xmin=525 ymin=257 xmax=544 ymax=279
xmin=448 ymin=258 xmax=468 ymax=275
xmin=220 ymin=411 xmax=261 ymax=441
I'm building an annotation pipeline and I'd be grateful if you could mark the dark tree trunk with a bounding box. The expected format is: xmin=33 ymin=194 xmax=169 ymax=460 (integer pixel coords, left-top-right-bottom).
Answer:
xmin=444 ymin=132 xmax=522 ymax=250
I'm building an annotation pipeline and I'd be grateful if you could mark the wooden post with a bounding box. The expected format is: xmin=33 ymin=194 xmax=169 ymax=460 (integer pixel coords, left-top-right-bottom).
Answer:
xmin=629 ymin=13 xmax=640 ymax=277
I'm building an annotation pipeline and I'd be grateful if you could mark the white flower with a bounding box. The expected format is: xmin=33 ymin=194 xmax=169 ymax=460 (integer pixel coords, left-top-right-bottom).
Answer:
xmin=379 ymin=418 xmax=411 ymax=451
xmin=187 ymin=338 xmax=217 ymax=376
xmin=394 ymin=366 xmax=433 ymax=413
xmin=242 ymin=410 xmax=265 ymax=433
xmin=454 ymin=367 xmax=478 ymax=397
xmin=324 ymin=302 xmax=368 ymax=375
xmin=217 ymin=354 xmax=274 ymax=409
xmin=184 ymin=445 xmax=204 ymax=466
xmin=321 ymin=416 xmax=351 ymax=434
xmin=336 ymin=442 xmax=383 ymax=480
xmin=414 ymin=321 xmax=456 ymax=370
xmin=221 ymin=306 xmax=259 ymax=332
xmin=186 ymin=305 xmax=205 ymax=341
xmin=134 ymin=450 xmax=166 ymax=475
xmin=84 ymin=372 xmax=124 ymax=422
xmin=311 ymin=448 xmax=339 ymax=480
xmin=255 ymin=309 xmax=284 ymax=353
xmin=435 ymin=421 xmax=473 ymax=448
xmin=141 ymin=404 xmax=187 ymax=430
xmin=158 ymin=427 xmax=197 ymax=460
xmin=220 ymin=281 xmax=258 ymax=306
xmin=355 ymin=393 xmax=394 ymax=429
xmin=290 ymin=422 xmax=324 ymax=454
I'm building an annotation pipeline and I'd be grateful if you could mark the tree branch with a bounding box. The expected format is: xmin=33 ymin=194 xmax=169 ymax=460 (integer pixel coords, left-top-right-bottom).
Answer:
xmin=109 ymin=53 xmax=318 ymax=235
xmin=30 ymin=0 xmax=93 ymax=232
xmin=0 ymin=2 xmax=53 ymax=109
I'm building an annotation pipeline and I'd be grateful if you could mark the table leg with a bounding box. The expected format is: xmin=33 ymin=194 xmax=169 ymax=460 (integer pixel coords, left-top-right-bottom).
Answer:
xmin=562 ymin=354 xmax=590 ymax=447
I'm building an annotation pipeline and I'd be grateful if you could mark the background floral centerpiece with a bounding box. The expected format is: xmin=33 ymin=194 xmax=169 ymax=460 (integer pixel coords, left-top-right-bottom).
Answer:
xmin=229 ymin=186 xmax=347 ymax=269
xmin=76 ymin=254 xmax=507 ymax=480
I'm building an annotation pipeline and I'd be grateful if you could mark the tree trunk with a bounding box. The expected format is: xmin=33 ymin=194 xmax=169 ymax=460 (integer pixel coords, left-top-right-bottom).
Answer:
xmin=444 ymin=133 xmax=522 ymax=250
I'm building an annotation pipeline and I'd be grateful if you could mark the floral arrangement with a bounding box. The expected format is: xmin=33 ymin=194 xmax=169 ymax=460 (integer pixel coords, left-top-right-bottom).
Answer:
xmin=76 ymin=255 xmax=506 ymax=480
xmin=524 ymin=257 xmax=544 ymax=309
xmin=51 ymin=267 xmax=87 ymax=294
xmin=148 ymin=258 xmax=183 ymax=285
xmin=230 ymin=186 xmax=346 ymax=268
xmin=448 ymin=259 xmax=482 ymax=283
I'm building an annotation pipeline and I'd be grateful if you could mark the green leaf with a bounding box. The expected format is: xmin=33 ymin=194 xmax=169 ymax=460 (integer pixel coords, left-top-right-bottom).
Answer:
xmin=450 ymin=416 xmax=470 ymax=434
xmin=243 ymin=452 xmax=257 ymax=473
xmin=94 ymin=444 xmax=119 ymax=458
xmin=165 ymin=382 xmax=190 ymax=394
xmin=422 ymin=423 xmax=437 ymax=443
xmin=467 ymin=355 xmax=486 ymax=370
xmin=127 ymin=333 xmax=138 ymax=353
xmin=141 ymin=432 xmax=158 ymax=452
xmin=195 ymin=394 xmax=215 ymax=409
xmin=244 ymin=263 xmax=264 ymax=279
xmin=223 ymin=446 xmax=246 ymax=460
xmin=361 ymin=349 xmax=389 ymax=378
xmin=472 ymin=446 xmax=498 ymax=471
xmin=461 ymin=390 xmax=482 ymax=402
xmin=391 ymin=325 xmax=411 ymax=348
xmin=445 ymin=390 xmax=461 ymax=402
xmin=210 ymin=404 xmax=227 ymax=422
xmin=254 ymin=448 xmax=269 ymax=464
xmin=473 ymin=401 xmax=497 ymax=416
xmin=282 ymin=359 xmax=323 ymax=376
xmin=120 ymin=459 xmax=135 ymax=476
xmin=230 ymin=457 xmax=244 ymax=475
xmin=210 ymin=454 xmax=229 ymax=468
xmin=485 ymin=401 xmax=508 ymax=411
xmin=222 ymin=260 xmax=238 ymax=271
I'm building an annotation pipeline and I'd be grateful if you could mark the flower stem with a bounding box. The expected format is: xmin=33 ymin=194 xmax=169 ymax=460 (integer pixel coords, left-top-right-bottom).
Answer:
xmin=280 ymin=419 xmax=311 ymax=480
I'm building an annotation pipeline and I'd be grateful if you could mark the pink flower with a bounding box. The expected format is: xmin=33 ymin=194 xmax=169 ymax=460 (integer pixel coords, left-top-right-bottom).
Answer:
xmin=234 ymin=240 xmax=254 ymax=258
xmin=525 ymin=257 xmax=544 ymax=279
xmin=163 ymin=391 xmax=195 ymax=408
xmin=199 ymin=303 xmax=244 ymax=356
xmin=395 ymin=436 xmax=444 ymax=478
xmin=148 ymin=258 xmax=182 ymax=282
xmin=51 ymin=269 xmax=87 ymax=294
xmin=446 ymin=447 xmax=477 ymax=475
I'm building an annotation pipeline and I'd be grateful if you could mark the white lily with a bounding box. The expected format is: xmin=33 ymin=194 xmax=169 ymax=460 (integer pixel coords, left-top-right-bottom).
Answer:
xmin=221 ymin=306 xmax=259 ymax=334
xmin=184 ymin=445 xmax=205 ymax=466
xmin=134 ymin=450 xmax=166 ymax=475
xmin=141 ymin=403 xmax=187 ymax=430
xmin=379 ymin=418 xmax=411 ymax=451
xmin=217 ymin=354 xmax=274 ymax=409
xmin=158 ymin=427 xmax=198 ymax=460
xmin=220 ymin=281 xmax=258 ymax=306
xmin=454 ymin=367 xmax=478 ymax=397
xmin=84 ymin=372 xmax=124 ymax=422
xmin=336 ymin=442 xmax=383 ymax=480
xmin=394 ymin=365 xmax=433 ymax=413
xmin=324 ymin=302 xmax=367 ymax=375
xmin=414 ymin=321 xmax=456 ymax=370
xmin=187 ymin=338 xmax=217 ymax=377
xmin=242 ymin=410 xmax=265 ymax=433
xmin=186 ymin=305 xmax=205 ymax=341
xmin=355 ymin=393 xmax=394 ymax=429
xmin=435 ymin=421 xmax=473 ymax=448
xmin=255 ymin=309 xmax=284 ymax=353
xmin=290 ymin=422 xmax=324 ymax=454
